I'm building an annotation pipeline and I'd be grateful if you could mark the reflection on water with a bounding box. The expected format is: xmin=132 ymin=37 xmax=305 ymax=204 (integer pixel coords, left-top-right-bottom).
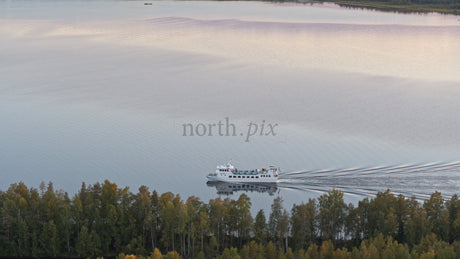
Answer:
xmin=207 ymin=181 xmax=279 ymax=196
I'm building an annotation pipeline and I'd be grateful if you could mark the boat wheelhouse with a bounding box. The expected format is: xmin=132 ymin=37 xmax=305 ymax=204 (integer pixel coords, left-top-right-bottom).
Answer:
xmin=207 ymin=161 xmax=279 ymax=183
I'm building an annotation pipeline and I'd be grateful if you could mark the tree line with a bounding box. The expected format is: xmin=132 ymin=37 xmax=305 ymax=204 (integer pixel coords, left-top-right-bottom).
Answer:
xmin=1 ymin=180 xmax=460 ymax=258
xmin=284 ymin=0 xmax=460 ymax=7
xmin=262 ymin=0 xmax=460 ymax=15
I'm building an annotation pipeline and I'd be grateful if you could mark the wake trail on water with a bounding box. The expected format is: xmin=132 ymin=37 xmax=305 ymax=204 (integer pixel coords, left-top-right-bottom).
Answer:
xmin=280 ymin=161 xmax=460 ymax=178
xmin=278 ymin=161 xmax=460 ymax=200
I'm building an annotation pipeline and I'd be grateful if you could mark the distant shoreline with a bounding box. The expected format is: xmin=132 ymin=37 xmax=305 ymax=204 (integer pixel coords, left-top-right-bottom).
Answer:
xmin=324 ymin=0 xmax=460 ymax=15
xmin=205 ymin=0 xmax=460 ymax=15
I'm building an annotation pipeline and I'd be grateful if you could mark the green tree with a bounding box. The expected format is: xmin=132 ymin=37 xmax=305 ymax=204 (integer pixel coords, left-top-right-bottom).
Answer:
xmin=254 ymin=209 xmax=267 ymax=244
xmin=196 ymin=250 xmax=206 ymax=259
xmin=318 ymin=189 xmax=347 ymax=243
xmin=206 ymin=235 xmax=219 ymax=258
xmin=100 ymin=180 xmax=121 ymax=253
xmin=268 ymin=197 xmax=283 ymax=243
xmin=164 ymin=250 xmax=181 ymax=259
xmin=285 ymin=247 xmax=294 ymax=259
xmin=445 ymin=194 xmax=460 ymax=242
xmin=88 ymin=228 xmax=102 ymax=256
xmin=424 ymin=191 xmax=448 ymax=241
xmin=291 ymin=199 xmax=316 ymax=250
xmin=319 ymin=240 xmax=334 ymax=259
xmin=395 ymin=194 xmax=409 ymax=244
xmin=133 ymin=185 xmax=153 ymax=253
xmin=198 ymin=209 xmax=209 ymax=252
xmin=40 ymin=220 xmax=58 ymax=257
xmin=265 ymin=241 xmax=277 ymax=259
xmin=367 ymin=190 xmax=398 ymax=238
xmin=151 ymin=247 xmax=163 ymax=259
xmin=186 ymin=195 xmax=202 ymax=257
xmin=305 ymin=243 xmax=320 ymax=259
xmin=279 ymin=209 xmax=289 ymax=252
xmin=76 ymin=225 xmax=89 ymax=256
xmin=209 ymin=197 xmax=228 ymax=248
xmin=234 ymin=194 xmax=253 ymax=246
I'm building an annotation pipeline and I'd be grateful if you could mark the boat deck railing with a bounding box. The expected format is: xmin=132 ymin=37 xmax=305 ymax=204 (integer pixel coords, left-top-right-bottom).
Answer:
xmin=232 ymin=171 xmax=271 ymax=175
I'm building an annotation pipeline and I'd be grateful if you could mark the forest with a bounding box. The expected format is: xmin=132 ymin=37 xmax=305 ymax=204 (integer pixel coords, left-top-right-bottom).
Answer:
xmin=258 ymin=0 xmax=460 ymax=15
xmin=327 ymin=0 xmax=460 ymax=15
xmin=1 ymin=180 xmax=460 ymax=258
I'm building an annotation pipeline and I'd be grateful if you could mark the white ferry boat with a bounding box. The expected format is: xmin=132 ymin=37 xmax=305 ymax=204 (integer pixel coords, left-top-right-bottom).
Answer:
xmin=207 ymin=161 xmax=279 ymax=183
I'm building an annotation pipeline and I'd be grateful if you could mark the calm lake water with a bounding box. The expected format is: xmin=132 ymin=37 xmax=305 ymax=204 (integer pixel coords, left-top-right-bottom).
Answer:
xmin=1 ymin=0 xmax=460 ymax=212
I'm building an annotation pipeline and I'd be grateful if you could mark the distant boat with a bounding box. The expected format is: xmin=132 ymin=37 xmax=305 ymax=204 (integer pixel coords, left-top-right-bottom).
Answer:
xmin=144 ymin=3 xmax=152 ymax=5
xmin=207 ymin=160 xmax=279 ymax=183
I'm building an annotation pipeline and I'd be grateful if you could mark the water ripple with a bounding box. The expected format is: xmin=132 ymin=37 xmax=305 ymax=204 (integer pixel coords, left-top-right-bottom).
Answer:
xmin=279 ymin=161 xmax=460 ymax=200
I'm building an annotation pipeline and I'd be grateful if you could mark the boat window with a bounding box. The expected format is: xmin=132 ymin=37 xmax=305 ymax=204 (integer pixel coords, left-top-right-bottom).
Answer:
xmin=256 ymin=176 xmax=259 ymax=178
xmin=251 ymin=176 xmax=254 ymax=178
xmin=238 ymin=176 xmax=241 ymax=178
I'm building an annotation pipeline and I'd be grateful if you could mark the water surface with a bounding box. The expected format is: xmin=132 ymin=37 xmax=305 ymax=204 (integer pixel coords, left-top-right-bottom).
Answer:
xmin=1 ymin=0 xmax=460 ymax=211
